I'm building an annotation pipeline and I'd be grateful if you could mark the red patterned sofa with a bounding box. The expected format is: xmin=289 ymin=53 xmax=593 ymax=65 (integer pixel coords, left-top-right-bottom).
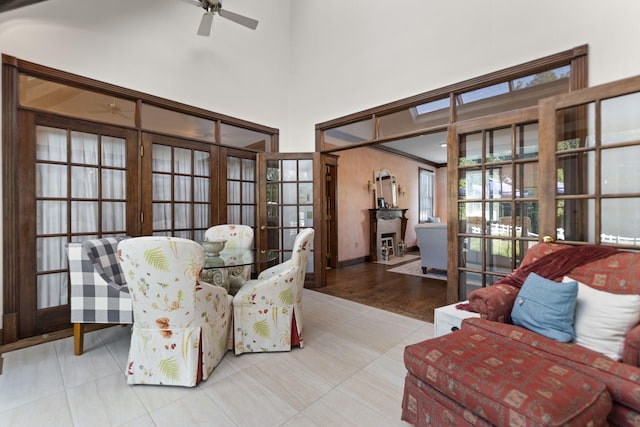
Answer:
xmin=402 ymin=242 xmax=640 ymax=426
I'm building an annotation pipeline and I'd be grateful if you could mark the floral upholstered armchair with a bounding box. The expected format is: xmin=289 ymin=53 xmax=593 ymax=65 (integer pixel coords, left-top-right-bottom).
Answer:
xmin=67 ymin=237 xmax=133 ymax=355
xmin=117 ymin=236 xmax=232 ymax=387
xmin=233 ymin=228 xmax=314 ymax=355
xmin=205 ymin=224 xmax=254 ymax=293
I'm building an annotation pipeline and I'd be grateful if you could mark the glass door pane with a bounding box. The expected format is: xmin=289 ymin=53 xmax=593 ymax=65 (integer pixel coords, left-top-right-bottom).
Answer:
xmin=261 ymin=156 xmax=315 ymax=275
xmin=456 ymin=120 xmax=539 ymax=299
xmin=35 ymin=125 xmax=128 ymax=310
xmin=150 ymin=140 xmax=212 ymax=242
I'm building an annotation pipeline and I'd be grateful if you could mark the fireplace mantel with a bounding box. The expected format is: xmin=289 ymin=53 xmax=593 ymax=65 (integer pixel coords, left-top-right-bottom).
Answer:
xmin=369 ymin=208 xmax=408 ymax=261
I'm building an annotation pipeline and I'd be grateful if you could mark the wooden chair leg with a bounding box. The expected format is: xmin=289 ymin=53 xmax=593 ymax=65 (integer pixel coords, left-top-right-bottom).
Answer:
xmin=74 ymin=323 xmax=84 ymax=355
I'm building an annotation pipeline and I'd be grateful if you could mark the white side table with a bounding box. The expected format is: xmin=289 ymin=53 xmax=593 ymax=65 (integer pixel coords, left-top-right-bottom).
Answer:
xmin=434 ymin=301 xmax=480 ymax=337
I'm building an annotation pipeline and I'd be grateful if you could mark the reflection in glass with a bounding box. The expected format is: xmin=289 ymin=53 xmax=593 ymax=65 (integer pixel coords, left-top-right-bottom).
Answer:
xmin=459 ymin=168 xmax=482 ymax=199
xmin=323 ymin=118 xmax=374 ymax=148
xmin=557 ymin=198 xmax=594 ymax=242
xmin=557 ymin=152 xmax=595 ymax=195
xmin=220 ymin=123 xmax=271 ymax=150
xmin=485 ymin=237 xmax=514 ymax=274
xmin=283 ymin=206 xmax=297 ymax=227
xmin=282 ymin=160 xmax=297 ymax=181
xmin=299 ymin=183 xmax=313 ymax=204
xmin=485 ymin=165 xmax=512 ymax=199
xmin=517 ymin=123 xmax=539 ymax=159
xmin=20 ymin=75 xmax=135 ymax=128
xmin=515 ymin=162 xmax=538 ymax=198
xmin=142 ymin=103 xmax=217 ymax=143
xmin=601 ymin=146 xmax=640 ymax=194
xmin=267 ymin=183 xmax=279 ymax=204
xmin=299 ymin=159 xmax=312 ymax=180
xmin=601 ymin=198 xmax=640 ymax=246
xmin=556 ymin=103 xmax=595 ymax=150
xmin=460 ymin=132 xmax=482 ymax=165
xmin=463 ymin=237 xmax=482 ymax=269
xmin=282 ymin=183 xmax=297 ymax=204
xmin=459 ymin=203 xmax=484 ymax=235
xmin=486 ymin=127 xmax=511 ymax=163
xmin=602 ymin=92 xmax=640 ymax=145
xmin=378 ymin=99 xmax=450 ymax=137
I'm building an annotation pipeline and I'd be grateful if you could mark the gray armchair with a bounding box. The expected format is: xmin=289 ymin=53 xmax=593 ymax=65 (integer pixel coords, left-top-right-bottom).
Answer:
xmin=415 ymin=223 xmax=447 ymax=273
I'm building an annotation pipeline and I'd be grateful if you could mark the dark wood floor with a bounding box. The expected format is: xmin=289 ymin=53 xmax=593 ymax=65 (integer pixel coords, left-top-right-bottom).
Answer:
xmin=313 ymin=257 xmax=447 ymax=323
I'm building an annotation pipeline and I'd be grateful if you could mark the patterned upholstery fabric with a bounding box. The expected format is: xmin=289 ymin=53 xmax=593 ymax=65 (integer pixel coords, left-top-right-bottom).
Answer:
xmin=403 ymin=328 xmax=612 ymax=426
xmin=233 ymin=228 xmax=314 ymax=355
xmin=463 ymin=318 xmax=640 ymax=426
xmin=118 ymin=236 xmax=232 ymax=387
xmin=67 ymin=237 xmax=133 ymax=355
xmin=205 ymin=224 xmax=254 ymax=294
xmin=410 ymin=242 xmax=640 ymax=426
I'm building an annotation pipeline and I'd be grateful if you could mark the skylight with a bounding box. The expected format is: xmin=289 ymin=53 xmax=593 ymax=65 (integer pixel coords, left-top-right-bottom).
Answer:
xmin=415 ymin=98 xmax=450 ymax=115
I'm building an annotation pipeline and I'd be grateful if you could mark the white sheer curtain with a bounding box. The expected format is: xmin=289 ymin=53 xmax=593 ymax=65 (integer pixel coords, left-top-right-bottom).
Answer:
xmin=151 ymin=144 xmax=210 ymax=237
xmin=36 ymin=127 xmax=126 ymax=309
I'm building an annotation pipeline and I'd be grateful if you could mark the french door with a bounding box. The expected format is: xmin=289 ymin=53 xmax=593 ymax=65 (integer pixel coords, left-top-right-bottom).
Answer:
xmin=140 ymin=132 xmax=221 ymax=240
xmin=257 ymin=153 xmax=325 ymax=287
xmin=16 ymin=112 xmax=138 ymax=336
xmin=450 ymin=107 xmax=540 ymax=303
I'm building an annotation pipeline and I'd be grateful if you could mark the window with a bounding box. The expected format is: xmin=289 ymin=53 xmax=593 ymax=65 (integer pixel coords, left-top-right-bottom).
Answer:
xmin=550 ymin=88 xmax=640 ymax=246
xmin=418 ymin=168 xmax=435 ymax=222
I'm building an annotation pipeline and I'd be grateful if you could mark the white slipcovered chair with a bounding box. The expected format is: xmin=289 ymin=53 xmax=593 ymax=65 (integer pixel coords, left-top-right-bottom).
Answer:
xmin=233 ymin=227 xmax=314 ymax=355
xmin=67 ymin=237 xmax=133 ymax=355
xmin=117 ymin=236 xmax=232 ymax=387
xmin=205 ymin=224 xmax=254 ymax=294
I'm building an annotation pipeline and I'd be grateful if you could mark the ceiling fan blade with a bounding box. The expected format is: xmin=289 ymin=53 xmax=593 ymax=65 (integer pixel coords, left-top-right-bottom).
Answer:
xmin=197 ymin=12 xmax=214 ymax=36
xmin=218 ymin=8 xmax=258 ymax=30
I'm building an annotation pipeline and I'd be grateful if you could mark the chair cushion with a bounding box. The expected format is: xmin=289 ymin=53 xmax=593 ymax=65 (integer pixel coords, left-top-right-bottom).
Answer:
xmin=404 ymin=330 xmax=612 ymax=426
xmin=83 ymin=237 xmax=128 ymax=287
xmin=511 ymin=272 xmax=578 ymax=342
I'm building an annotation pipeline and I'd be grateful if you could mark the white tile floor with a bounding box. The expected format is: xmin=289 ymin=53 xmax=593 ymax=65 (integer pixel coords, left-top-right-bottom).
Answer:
xmin=0 ymin=289 xmax=434 ymax=427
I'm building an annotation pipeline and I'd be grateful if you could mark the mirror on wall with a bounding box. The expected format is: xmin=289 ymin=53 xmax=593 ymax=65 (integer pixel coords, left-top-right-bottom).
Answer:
xmin=374 ymin=169 xmax=397 ymax=208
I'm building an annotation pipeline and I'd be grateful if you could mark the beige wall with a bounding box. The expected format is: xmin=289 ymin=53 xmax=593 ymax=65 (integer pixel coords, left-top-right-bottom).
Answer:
xmin=336 ymin=147 xmax=446 ymax=262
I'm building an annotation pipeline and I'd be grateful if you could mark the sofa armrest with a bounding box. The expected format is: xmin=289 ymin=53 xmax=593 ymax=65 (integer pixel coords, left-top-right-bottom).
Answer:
xmin=467 ymin=283 xmax=520 ymax=323
xmin=623 ymin=324 xmax=640 ymax=367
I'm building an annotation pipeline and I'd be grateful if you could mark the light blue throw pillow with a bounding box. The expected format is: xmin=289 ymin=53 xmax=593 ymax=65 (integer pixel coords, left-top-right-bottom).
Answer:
xmin=511 ymin=272 xmax=578 ymax=342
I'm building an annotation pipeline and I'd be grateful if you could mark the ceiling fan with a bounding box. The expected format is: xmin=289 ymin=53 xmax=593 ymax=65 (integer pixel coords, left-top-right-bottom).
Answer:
xmin=89 ymin=98 xmax=132 ymax=120
xmin=192 ymin=0 xmax=258 ymax=37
